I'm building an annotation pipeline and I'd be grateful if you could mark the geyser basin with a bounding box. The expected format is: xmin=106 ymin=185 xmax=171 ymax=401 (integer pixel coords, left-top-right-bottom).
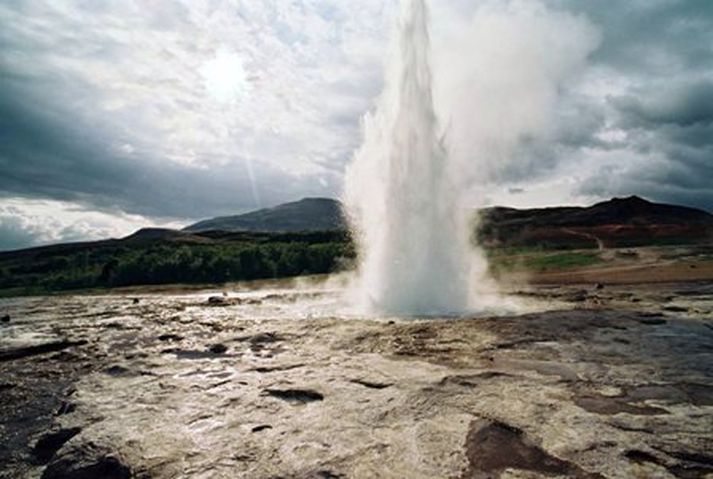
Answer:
xmin=2 ymin=282 xmax=711 ymax=478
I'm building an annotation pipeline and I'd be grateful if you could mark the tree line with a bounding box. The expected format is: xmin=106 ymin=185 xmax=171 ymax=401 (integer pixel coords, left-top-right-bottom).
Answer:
xmin=0 ymin=235 xmax=355 ymax=294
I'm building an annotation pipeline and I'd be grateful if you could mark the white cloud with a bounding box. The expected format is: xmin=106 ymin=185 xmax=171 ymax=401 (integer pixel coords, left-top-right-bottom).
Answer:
xmin=0 ymin=198 xmax=181 ymax=251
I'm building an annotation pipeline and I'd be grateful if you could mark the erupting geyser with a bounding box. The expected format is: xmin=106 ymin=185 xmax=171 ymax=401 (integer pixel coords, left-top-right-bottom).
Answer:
xmin=344 ymin=0 xmax=471 ymax=315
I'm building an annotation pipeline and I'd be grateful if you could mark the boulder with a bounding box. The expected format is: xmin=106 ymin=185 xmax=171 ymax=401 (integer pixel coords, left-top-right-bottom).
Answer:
xmin=41 ymin=440 xmax=132 ymax=479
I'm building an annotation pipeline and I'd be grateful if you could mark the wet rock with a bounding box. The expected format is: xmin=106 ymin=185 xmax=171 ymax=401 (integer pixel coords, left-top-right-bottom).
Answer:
xmin=32 ymin=427 xmax=82 ymax=465
xmin=440 ymin=372 xmax=512 ymax=388
xmin=625 ymin=449 xmax=713 ymax=478
xmin=264 ymin=388 xmax=324 ymax=404
xmin=462 ymin=419 xmax=603 ymax=478
xmin=574 ymin=391 xmax=668 ymax=416
xmin=207 ymin=296 xmax=226 ymax=305
xmin=157 ymin=334 xmax=183 ymax=342
xmin=56 ymin=401 xmax=77 ymax=416
xmin=162 ymin=348 xmax=225 ymax=360
xmin=104 ymin=365 xmax=131 ymax=377
xmin=312 ymin=471 xmax=345 ymax=479
xmin=252 ymin=363 xmax=304 ymax=373
xmin=0 ymin=381 xmax=15 ymax=391
xmin=41 ymin=441 xmax=132 ymax=479
xmin=208 ymin=343 xmax=228 ymax=354
xmin=251 ymin=425 xmax=272 ymax=433
xmin=568 ymin=290 xmax=588 ymax=302
xmin=1 ymin=314 xmax=10 ymax=323
xmin=250 ymin=332 xmax=279 ymax=344
xmin=131 ymin=298 xmax=140 ymax=305
xmin=663 ymin=305 xmax=688 ymax=313
xmin=595 ymin=283 xmax=604 ymax=290
xmin=638 ymin=317 xmax=667 ymax=325
xmin=677 ymin=382 xmax=713 ymax=406
xmin=350 ymin=378 xmax=393 ymax=389
xmin=0 ymin=339 xmax=88 ymax=362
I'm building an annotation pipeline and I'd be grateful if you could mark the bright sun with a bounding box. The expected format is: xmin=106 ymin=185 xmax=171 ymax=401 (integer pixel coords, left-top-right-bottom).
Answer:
xmin=200 ymin=48 xmax=251 ymax=103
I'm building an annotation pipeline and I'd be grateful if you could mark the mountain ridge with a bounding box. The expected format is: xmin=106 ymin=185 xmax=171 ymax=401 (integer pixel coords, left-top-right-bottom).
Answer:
xmin=1 ymin=196 xmax=711 ymax=256
xmin=183 ymin=197 xmax=345 ymax=233
xmin=183 ymin=195 xmax=713 ymax=234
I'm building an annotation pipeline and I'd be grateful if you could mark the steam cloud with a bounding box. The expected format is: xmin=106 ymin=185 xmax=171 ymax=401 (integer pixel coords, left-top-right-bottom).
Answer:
xmin=344 ymin=0 xmax=600 ymax=315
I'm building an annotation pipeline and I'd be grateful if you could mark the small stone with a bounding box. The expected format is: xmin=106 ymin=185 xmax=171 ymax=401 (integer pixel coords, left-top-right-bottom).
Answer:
xmin=568 ymin=290 xmax=588 ymax=302
xmin=596 ymin=386 xmax=623 ymax=398
xmin=249 ymin=332 xmax=279 ymax=344
xmin=56 ymin=401 xmax=77 ymax=416
xmin=32 ymin=427 xmax=82 ymax=464
xmin=104 ymin=365 xmax=130 ymax=376
xmin=638 ymin=317 xmax=667 ymax=325
xmin=209 ymin=343 xmax=228 ymax=354
xmin=264 ymin=388 xmax=323 ymax=403
xmin=663 ymin=305 xmax=687 ymax=313
xmin=157 ymin=334 xmax=184 ymax=342
xmin=1 ymin=314 xmax=10 ymax=323
xmin=41 ymin=441 xmax=131 ymax=479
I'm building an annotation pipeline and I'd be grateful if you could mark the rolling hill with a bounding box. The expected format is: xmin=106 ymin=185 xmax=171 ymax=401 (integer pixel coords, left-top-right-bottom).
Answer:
xmin=184 ymin=197 xmax=346 ymax=233
xmin=183 ymin=195 xmax=713 ymax=248
xmin=478 ymin=196 xmax=713 ymax=248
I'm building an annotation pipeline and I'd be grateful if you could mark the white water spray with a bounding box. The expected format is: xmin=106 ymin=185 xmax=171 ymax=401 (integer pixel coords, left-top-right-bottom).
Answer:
xmin=343 ymin=0 xmax=471 ymax=315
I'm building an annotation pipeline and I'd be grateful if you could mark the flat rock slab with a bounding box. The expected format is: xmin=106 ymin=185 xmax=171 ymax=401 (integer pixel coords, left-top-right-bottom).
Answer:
xmin=0 ymin=285 xmax=711 ymax=478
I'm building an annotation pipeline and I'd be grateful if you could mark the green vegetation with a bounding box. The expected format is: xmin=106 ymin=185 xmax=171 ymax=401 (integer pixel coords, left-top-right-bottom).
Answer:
xmin=488 ymin=251 xmax=603 ymax=275
xmin=6 ymin=222 xmax=701 ymax=297
xmin=0 ymin=231 xmax=354 ymax=295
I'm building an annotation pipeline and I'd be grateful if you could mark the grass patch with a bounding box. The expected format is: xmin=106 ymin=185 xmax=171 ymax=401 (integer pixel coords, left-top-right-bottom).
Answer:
xmin=490 ymin=251 xmax=603 ymax=273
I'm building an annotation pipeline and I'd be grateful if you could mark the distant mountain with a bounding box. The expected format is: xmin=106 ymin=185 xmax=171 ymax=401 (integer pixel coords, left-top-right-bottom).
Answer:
xmin=479 ymin=196 xmax=713 ymax=248
xmin=183 ymin=194 xmax=712 ymax=235
xmin=2 ymin=195 xmax=709 ymax=258
xmin=481 ymin=196 xmax=713 ymax=228
xmin=184 ymin=198 xmax=346 ymax=233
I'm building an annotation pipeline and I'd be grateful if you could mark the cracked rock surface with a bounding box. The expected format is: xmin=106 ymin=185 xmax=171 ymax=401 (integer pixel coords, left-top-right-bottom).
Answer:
xmin=0 ymin=282 xmax=711 ymax=478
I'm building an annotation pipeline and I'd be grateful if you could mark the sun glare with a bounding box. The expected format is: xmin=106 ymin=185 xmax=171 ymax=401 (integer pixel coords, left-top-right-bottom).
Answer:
xmin=200 ymin=48 xmax=251 ymax=103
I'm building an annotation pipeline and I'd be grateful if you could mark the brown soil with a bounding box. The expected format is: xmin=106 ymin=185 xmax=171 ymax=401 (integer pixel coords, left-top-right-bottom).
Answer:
xmin=532 ymin=259 xmax=713 ymax=285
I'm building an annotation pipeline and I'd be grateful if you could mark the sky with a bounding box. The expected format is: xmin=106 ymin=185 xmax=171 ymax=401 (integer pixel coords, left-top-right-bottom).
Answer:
xmin=0 ymin=0 xmax=712 ymax=250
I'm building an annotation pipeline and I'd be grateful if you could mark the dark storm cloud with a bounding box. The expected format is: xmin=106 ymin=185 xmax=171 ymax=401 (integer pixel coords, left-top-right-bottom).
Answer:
xmin=0 ymin=72 xmax=333 ymax=220
xmin=551 ymin=0 xmax=713 ymax=74
xmin=535 ymin=0 xmax=713 ymax=210
xmin=612 ymin=81 xmax=713 ymax=131
xmin=580 ymin=79 xmax=713 ymax=211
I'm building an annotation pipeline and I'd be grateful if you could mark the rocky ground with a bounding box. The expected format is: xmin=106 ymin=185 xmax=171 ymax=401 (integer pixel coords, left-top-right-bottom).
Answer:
xmin=0 ymin=281 xmax=712 ymax=479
